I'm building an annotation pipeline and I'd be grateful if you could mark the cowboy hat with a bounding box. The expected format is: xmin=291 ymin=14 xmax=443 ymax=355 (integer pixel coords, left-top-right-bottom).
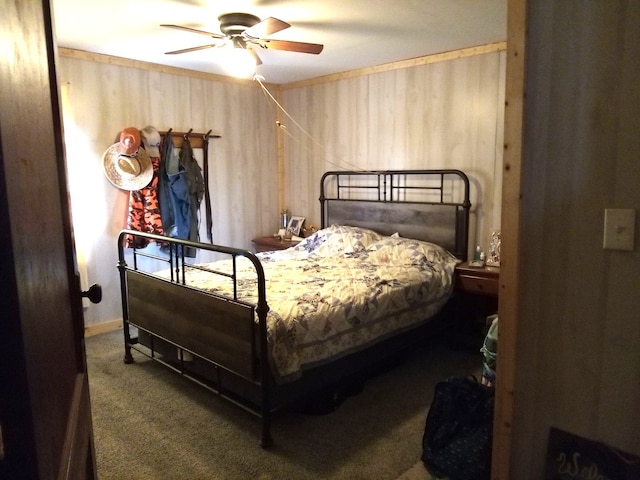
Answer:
xmin=103 ymin=127 xmax=153 ymax=190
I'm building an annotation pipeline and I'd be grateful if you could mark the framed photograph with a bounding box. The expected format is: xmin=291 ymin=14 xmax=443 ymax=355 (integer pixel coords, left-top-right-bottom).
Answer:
xmin=287 ymin=216 xmax=305 ymax=236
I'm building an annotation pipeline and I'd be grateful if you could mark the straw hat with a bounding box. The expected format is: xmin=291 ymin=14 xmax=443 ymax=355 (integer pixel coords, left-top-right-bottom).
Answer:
xmin=102 ymin=127 xmax=153 ymax=190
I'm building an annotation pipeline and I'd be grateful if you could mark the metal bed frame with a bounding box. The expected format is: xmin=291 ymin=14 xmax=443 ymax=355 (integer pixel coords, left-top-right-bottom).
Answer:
xmin=117 ymin=169 xmax=471 ymax=447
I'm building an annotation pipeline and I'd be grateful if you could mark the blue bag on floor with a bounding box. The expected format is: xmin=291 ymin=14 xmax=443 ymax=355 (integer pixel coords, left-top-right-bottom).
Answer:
xmin=421 ymin=376 xmax=494 ymax=480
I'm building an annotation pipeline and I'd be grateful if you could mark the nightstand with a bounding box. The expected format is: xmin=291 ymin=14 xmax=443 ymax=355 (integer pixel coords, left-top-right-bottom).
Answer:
xmin=452 ymin=262 xmax=500 ymax=348
xmin=251 ymin=236 xmax=301 ymax=253
xmin=455 ymin=262 xmax=500 ymax=298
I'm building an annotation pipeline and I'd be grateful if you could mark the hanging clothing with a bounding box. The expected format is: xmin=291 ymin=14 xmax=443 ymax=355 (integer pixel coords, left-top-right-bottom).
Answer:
xmin=125 ymin=155 xmax=163 ymax=248
xmin=179 ymin=136 xmax=205 ymax=247
xmin=158 ymin=133 xmax=190 ymax=240
xmin=158 ymin=133 xmax=177 ymax=238
xmin=202 ymin=135 xmax=213 ymax=243
xmin=157 ymin=133 xmax=204 ymax=257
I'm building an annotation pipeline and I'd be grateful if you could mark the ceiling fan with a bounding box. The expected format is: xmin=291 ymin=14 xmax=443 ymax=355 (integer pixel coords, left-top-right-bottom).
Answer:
xmin=161 ymin=12 xmax=324 ymax=66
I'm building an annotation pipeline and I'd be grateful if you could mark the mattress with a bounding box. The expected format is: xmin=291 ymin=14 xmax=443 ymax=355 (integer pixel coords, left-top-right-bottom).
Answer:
xmin=161 ymin=225 xmax=458 ymax=382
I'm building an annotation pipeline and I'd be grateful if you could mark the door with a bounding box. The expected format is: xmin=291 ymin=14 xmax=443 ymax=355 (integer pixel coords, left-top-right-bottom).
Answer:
xmin=0 ymin=1 xmax=97 ymax=479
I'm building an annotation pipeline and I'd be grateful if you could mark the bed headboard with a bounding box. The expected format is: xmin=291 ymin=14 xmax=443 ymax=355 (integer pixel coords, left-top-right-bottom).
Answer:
xmin=320 ymin=170 xmax=471 ymax=261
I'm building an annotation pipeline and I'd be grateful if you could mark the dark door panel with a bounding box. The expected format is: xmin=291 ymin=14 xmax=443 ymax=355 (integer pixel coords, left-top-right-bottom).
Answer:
xmin=0 ymin=1 xmax=96 ymax=478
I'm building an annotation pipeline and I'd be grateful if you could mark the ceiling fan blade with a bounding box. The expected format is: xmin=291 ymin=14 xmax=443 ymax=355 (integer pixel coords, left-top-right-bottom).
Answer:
xmin=165 ymin=44 xmax=219 ymax=55
xmin=256 ymin=39 xmax=324 ymax=54
xmin=161 ymin=24 xmax=224 ymax=39
xmin=244 ymin=17 xmax=290 ymax=38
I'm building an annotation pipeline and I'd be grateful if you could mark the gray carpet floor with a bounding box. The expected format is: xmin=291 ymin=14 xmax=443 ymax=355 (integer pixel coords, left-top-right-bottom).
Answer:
xmin=86 ymin=329 xmax=480 ymax=479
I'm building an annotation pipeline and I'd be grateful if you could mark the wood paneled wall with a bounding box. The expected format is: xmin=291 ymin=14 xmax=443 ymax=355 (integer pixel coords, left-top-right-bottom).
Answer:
xmin=280 ymin=50 xmax=506 ymax=257
xmin=58 ymin=54 xmax=278 ymax=326
xmin=57 ymin=46 xmax=506 ymax=329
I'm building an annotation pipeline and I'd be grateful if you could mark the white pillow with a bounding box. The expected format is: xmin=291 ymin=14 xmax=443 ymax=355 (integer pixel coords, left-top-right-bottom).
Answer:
xmin=294 ymin=225 xmax=382 ymax=256
xmin=365 ymin=236 xmax=457 ymax=266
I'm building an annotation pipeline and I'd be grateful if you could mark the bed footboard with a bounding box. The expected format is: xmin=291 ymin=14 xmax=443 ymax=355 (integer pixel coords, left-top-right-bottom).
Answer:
xmin=125 ymin=269 xmax=257 ymax=378
xmin=117 ymin=230 xmax=274 ymax=447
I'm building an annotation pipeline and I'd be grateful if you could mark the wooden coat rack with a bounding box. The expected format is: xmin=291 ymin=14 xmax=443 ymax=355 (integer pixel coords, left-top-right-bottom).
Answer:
xmin=159 ymin=129 xmax=221 ymax=149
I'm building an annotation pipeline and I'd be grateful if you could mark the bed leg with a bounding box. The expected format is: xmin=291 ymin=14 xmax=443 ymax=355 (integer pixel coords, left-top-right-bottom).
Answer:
xmin=259 ymin=418 xmax=273 ymax=449
xmin=122 ymin=326 xmax=134 ymax=364
xmin=123 ymin=348 xmax=134 ymax=364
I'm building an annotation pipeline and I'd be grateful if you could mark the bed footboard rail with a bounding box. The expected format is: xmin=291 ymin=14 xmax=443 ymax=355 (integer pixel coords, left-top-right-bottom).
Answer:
xmin=116 ymin=230 xmax=274 ymax=447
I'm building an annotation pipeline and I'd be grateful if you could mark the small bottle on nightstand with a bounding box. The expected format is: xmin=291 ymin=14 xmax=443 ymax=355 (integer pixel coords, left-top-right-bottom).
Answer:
xmin=470 ymin=246 xmax=485 ymax=267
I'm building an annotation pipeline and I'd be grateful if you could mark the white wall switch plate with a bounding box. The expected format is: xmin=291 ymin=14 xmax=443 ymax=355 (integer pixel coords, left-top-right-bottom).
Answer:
xmin=603 ymin=208 xmax=635 ymax=251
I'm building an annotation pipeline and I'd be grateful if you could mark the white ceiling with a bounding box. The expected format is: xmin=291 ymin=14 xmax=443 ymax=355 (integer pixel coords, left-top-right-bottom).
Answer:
xmin=52 ymin=0 xmax=506 ymax=85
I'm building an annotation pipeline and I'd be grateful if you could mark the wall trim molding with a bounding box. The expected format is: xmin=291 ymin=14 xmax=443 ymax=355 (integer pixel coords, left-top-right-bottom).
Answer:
xmin=58 ymin=42 xmax=507 ymax=91
xmin=282 ymin=42 xmax=507 ymax=90
xmin=493 ymin=1 xmax=525 ymax=478
xmin=58 ymin=47 xmax=258 ymax=86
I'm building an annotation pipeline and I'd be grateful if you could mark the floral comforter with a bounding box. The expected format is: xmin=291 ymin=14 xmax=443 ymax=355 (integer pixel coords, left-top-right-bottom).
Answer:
xmin=174 ymin=226 xmax=459 ymax=382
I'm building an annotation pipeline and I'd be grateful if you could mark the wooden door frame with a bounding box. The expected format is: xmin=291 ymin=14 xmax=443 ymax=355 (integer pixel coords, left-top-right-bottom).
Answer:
xmin=492 ymin=0 xmax=526 ymax=477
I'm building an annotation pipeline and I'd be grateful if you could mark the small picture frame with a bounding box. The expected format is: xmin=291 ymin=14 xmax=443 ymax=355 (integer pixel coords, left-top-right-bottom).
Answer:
xmin=287 ymin=216 xmax=305 ymax=236
xmin=487 ymin=230 xmax=501 ymax=267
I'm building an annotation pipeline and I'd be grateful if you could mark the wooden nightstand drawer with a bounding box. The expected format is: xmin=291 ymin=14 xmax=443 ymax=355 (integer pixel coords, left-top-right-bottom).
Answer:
xmin=457 ymin=274 xmax=499 ymax=296
xmin=452 ymin=262 xmax=499 ymax=348
xmin=455 ymin=262 xmax=500 ymax=298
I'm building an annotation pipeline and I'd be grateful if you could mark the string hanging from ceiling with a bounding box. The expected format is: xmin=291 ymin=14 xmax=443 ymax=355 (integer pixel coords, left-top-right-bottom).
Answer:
xmin=253 ymin=75 xmax=366 ymax=172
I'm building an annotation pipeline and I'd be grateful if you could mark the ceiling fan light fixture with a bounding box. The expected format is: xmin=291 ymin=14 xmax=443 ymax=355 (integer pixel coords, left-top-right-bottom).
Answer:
xmin=161 ymin=12 xmax=323 ymax=79
xmin=217 ymin=45 xmax=256 ymax=79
